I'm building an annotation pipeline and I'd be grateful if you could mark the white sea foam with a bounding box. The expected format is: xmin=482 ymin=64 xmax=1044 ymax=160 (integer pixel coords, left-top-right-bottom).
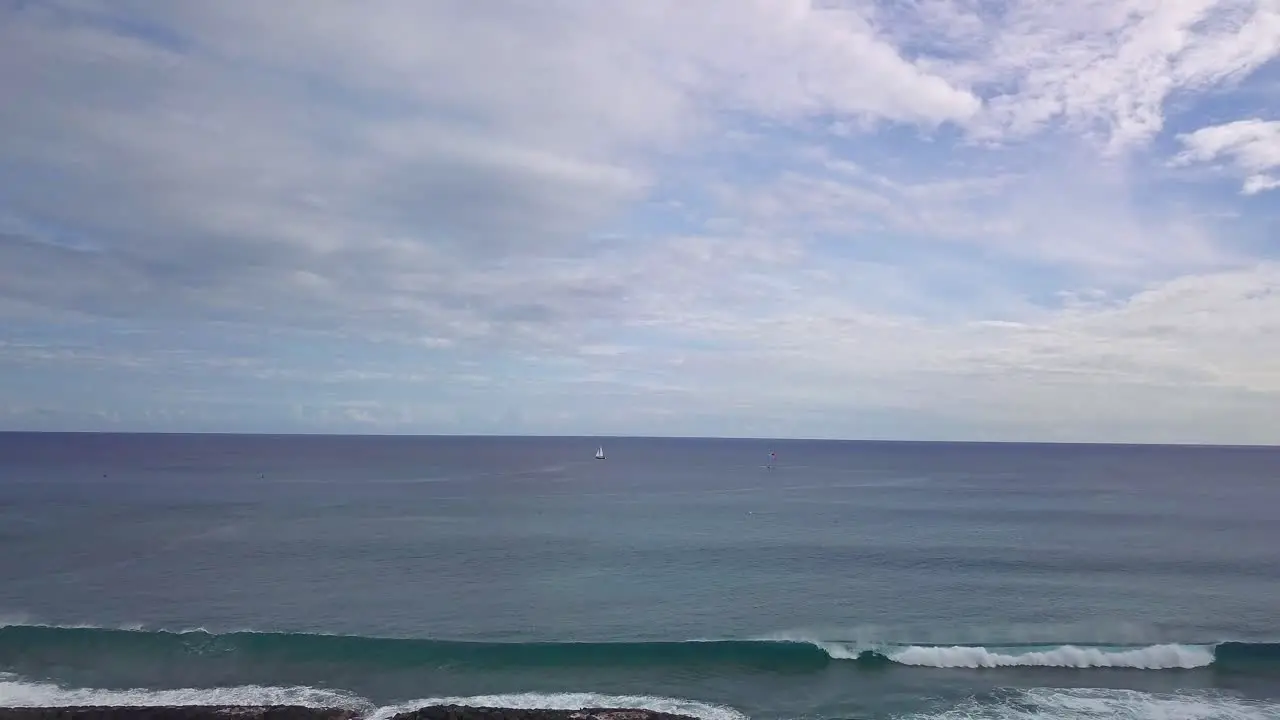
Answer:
xmin=369 ymin=693 xmax=748 ymax=720
xmin=884 ymin=643 xmax=1215 ymax=669
xmin=761 ymin=630 xmax=1217 ymax=668
xmin=0 ymin=673 xmax=372 ymax=711
xmin=0 ymin=676 xmax=745 ymax=720
xmin=763 ymin=620 xmax=1248 ymax=648
xmin=914 ymin=687 xmax=1280 ymax=720
xmin=756 ymin=631 xmax=863 ymax=659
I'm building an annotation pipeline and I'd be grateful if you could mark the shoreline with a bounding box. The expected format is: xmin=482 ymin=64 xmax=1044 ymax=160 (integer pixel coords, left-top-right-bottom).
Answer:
xmin=0 ymin=707 xmax=701 ymax=720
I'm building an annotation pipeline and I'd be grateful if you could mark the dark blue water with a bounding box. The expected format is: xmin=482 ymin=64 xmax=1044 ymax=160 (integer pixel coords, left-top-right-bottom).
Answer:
xmin=1 ymin=433 xmax=1279 ymax=719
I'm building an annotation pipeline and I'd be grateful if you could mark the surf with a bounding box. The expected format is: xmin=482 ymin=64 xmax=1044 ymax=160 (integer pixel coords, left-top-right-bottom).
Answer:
xmin=910 ymin=687 xmax=1280 ymax=720
xmin=2 ymin=675 xmax=1278 ymax=720
xmin=0 ymin=624 xmax=1274 ymax=673
xmin=0 ymin=675 xmax=744 ymax=720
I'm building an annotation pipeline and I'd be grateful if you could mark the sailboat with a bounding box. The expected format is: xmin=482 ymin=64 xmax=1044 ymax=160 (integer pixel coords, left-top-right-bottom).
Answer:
xmin=595 ymin=445 xmax=605 ymax=460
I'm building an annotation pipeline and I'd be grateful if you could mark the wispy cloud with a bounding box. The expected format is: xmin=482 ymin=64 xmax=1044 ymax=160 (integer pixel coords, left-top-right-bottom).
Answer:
xmin=1173 ymin=118 xmax=1280 ymax=193
xmin=1 ymin=0 xmax=1279 ymax=442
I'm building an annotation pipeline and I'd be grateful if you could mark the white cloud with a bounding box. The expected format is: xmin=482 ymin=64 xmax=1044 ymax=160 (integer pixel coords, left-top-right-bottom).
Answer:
xmin=569 ymin=263 xmax=1280 ymax=443
xmin=706 ymin=141 xmax=1236 ymax=277
xmin=1 ymin=1 xmax=1279 ymax=441
xmin=1243 ymin=174 xmax=1280 ymax=193
xmin=0 ymin=0 xmax=983 ymax=333
xmin=908 ymin=0 xmax=1280 ymax=151
xmin=1173 ymin=118 xmax=1280 ymax=193
xmin=840 ymin=0 xmax=1280 ymax=178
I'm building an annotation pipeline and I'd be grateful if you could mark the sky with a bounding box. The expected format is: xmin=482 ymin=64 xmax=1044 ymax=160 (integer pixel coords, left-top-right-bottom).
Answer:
xmin=1 ymin=0 xmax=1279 ymax=443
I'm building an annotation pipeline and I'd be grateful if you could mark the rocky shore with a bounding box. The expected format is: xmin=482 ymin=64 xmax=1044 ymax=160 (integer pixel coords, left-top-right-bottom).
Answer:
xmin=0 ymin=707 xmax=699 ymax=720
xmin=394 ymin=708 xmax=698 ymax=720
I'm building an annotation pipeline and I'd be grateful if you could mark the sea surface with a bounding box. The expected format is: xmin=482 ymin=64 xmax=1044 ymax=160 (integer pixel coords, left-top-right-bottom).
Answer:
xmin=1 ymin=433 xmax=1279 ymax=720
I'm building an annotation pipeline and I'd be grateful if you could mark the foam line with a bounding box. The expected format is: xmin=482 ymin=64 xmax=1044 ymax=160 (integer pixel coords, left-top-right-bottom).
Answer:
xmin=882 ymin=643 xmax=1215 ymax=669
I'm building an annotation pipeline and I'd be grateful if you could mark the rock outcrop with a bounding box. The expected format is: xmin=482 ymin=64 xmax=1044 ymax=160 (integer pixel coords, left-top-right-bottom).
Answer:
xmin=0 ymin=708 xmax=360 ymax=720
xmin=389 ymin=707 xmax=698 ymax=720
xmin=0 ymin=707 xmax=698 ymax=720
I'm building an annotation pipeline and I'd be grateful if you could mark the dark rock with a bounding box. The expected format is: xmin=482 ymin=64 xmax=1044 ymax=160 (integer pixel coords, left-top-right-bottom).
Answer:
xmin=0 ymin=707 xmax=359 ymax=720
xmin=0 ymin=706 xmax=698 ymax=720
xmin=388 ymin=706 xmax=699 ymax=720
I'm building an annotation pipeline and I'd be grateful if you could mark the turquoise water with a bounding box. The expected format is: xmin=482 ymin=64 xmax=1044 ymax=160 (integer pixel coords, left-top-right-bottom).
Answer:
xmin=1 ymin=433 xmax=1279 ymax=719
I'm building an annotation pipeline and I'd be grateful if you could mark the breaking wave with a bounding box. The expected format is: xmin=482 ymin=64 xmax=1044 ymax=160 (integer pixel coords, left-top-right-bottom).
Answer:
xmin=880 ymin=642 xmax=1214 ymax=669
xmin=0 ymin=624 xmax=1274 ymax=673
xmin=908 ymin=687 xmax=1280 ymax=720
xmin=2 ymin=674 xmax=1277 ymax=720
xmin=0 ymin=674 xmax=743 ymax=720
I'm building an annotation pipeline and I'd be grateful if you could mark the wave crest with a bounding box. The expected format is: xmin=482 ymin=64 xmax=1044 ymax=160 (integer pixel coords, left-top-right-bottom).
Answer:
xmin=914 ymin=688 xmax=1280 ymax=720
xmin=0 ymin=673 xmax=371 ymax=711
xmin=369 ymin=694 xmax=746 ymax=720
xmin=0 ymin=676 xmax=741 ymax=720
xmin=882 ymin=643 xmax=1214 ymax=669
xmin=0 ymin=623 xmax=1272 ymax=673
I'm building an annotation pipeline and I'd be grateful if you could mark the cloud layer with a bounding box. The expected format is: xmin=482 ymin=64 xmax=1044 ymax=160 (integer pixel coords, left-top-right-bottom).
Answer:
xmin=2 ymin=0 xmax=1279 ymax=442
xmin=1175 ymin=118 xmax=1280 ymax=193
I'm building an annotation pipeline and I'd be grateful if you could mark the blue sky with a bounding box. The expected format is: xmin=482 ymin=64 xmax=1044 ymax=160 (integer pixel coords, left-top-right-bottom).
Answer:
xmin=2 ymin=0 xmax=1279 ymax=443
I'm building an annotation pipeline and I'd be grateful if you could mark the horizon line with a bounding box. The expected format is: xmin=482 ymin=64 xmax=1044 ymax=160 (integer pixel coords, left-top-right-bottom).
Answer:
xmin=0 ymin=429 xmax=1275 ymax=450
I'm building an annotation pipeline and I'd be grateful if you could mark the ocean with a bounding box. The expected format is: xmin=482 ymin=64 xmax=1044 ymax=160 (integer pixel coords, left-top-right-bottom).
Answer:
xmin=1 ymin=433 xmax=1279 ymax=720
